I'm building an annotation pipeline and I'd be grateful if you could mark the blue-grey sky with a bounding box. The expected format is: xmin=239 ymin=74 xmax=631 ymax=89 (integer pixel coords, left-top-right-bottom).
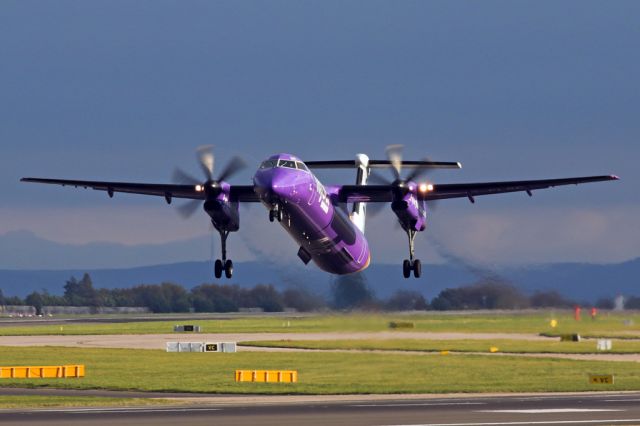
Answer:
xmin=1 ymin=1 xmax=638 ymax=268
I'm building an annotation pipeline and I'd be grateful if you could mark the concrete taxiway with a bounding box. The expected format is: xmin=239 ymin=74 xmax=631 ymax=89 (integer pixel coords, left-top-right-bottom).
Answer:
xmin=2 ymin=392 xmax=640 ymax=425
xmin=2 ymin=332 xmax=639 ymax=363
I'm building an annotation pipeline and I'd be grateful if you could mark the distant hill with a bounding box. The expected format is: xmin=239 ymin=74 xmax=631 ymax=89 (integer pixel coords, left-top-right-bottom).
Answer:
xmin=1 ymin=258 xmax=639 ymax=302
xmin=0 ymin=260 xmax=474 ymax=300
xmin=0 ymin=230 xmax=211 ymax=270
xmin=505 ymin=258 xmax=640 ymax=303
xmin=1 ymin=229 xmax=638 ymax=302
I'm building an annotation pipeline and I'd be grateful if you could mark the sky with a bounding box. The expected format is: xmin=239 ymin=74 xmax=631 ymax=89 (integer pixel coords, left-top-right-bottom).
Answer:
xmin=1 ymin=0 xmax=638 ymax=269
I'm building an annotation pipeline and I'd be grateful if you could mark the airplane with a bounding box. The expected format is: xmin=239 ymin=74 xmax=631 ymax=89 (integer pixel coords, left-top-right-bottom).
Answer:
xmin=21 ymin=145 xmax=618 ymax=279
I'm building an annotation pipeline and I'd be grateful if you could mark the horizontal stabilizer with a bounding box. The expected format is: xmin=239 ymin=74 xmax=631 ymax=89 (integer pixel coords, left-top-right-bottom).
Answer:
xmin=305 ymin=160 xmax=462 ymax=169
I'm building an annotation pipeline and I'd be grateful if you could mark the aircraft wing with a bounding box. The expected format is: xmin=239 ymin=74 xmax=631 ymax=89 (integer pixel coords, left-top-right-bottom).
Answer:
xmin=338 ymin=175 xmax=619 ymax=203
xmin=423 ymin=175 xmax=619 ymax=201
xmin=20 ymin=178 xmax=260 ymax=202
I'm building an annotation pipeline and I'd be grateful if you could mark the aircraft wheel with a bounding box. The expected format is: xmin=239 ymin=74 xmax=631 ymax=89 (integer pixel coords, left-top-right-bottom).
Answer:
xmin=269 ymin=210 xmax=275 ymax=222
xmin=214 ymin=259 xmax=223 ymax=279
xmin=277 ymin=208 xmax=284 ymax=222
xmin=224 ymin=259 xmax=233 ymax=279
xmin=402 ymin=259 xmax=411 ymax=278
xmin=413 ymin=259 xmax=422 ymax=278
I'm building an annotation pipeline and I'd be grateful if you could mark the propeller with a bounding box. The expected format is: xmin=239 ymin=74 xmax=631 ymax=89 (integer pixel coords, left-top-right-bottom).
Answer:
xmin=172 ymin=146 xmax=247 ymax=219
xmin=369 ymin=144 xmax=435 ymax=186
xmin=367 ymin=145 xmax=438 ymax=218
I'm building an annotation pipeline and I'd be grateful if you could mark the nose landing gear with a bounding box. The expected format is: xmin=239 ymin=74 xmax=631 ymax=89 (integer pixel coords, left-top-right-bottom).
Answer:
xmin=213 ymin=229 xmax=234 ymax=279
xmin=402 ymin=229 xmax=422 ymax=278
xmin=269 ymin=205 xmax=284 ymax=222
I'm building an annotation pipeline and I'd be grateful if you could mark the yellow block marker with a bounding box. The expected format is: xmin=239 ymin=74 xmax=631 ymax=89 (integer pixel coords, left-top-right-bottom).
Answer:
xmin=235 ymin=370 xmax=297 ymax=383
xmin=589 ymin=374 xmax=614 ymax=385
xmin=0 ymin=365 xmax=84 ymax=379
xmin=550 ymin=319 xmax=558 ymax=328
xmin=440 ymin=351 xmax=450 ymax=355
xmin=489 ymin=347 xmax=499 ymax=353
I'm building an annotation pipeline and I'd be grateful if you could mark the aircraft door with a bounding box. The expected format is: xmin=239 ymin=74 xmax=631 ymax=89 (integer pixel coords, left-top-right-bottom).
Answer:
xmin=307 ymin=181 xmax=316 ymax=205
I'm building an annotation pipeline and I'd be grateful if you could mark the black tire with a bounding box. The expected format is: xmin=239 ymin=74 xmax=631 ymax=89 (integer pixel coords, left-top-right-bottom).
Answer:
xmin=402 ymin=259 xmax=411 ymax=278
xmin=413 ymin=259 xmax=422 ymax=278
xmin=269 ymin=210 xmax=275 ymax=222
xmin=214 ymin=259 xmax=223 ymax=279
xmin=224 ymin=259 xmax=233 ymax=279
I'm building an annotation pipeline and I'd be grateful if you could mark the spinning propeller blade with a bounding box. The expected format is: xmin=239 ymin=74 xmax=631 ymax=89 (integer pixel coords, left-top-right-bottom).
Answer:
xmin=405 ymin=158 xmax=433 ymax=182
xmin=177 ymin=199 xmax=202 ymax=219
xmin=173 ymin=147 xmax=246 ymax=219
xmin=217 ymin=156 xmax=247 ymax=182
xmin=172 ymin=168 xmax=200 ymax=186
xmin=367 ymin=170 xmax=392 ymax=185
xmin=196 ymin=145 xmax=215 ymax=181
xmin=385 ymin=144 xmax=403 ymax=181
xmin=366 ymin=145 xmax=439 ymax=218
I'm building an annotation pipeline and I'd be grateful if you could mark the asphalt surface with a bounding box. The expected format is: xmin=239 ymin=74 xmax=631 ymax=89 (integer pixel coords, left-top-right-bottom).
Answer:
xmin=3 ymin=313 xmax=640 ymax=424
xmin=0 ymin=312 xmax=309 ymax=326
xmin=2 ymin=392 xmax=640 ymax=425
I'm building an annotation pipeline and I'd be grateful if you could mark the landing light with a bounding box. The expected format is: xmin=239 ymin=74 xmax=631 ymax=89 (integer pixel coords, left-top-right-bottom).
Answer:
xmin=195 ymin=184 xmax=204 ymax=192
xmin=419 ymin=183 xmax=434 ymax=193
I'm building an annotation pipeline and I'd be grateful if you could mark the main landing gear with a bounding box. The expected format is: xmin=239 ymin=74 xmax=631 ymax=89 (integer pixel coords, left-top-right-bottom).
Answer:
xmin=269 ymin=204 xmax=284 ymax=222
xmin=402 ymin=229 xmax=422 ymax=279
xmin=214 ymin=229 xmax=233 ymax=279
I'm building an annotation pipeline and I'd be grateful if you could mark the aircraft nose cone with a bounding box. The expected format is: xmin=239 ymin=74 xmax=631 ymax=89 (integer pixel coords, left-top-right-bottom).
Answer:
xmin=253 ymin=168 xmax=295 ymax=201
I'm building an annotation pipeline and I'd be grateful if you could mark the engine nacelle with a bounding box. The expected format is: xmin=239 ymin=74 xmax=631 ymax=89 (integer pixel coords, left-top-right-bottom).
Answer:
xmin=391 ymin=192 xmax=427 ymax=232
xmin=204 ymin=197 xmax=240 ymax=232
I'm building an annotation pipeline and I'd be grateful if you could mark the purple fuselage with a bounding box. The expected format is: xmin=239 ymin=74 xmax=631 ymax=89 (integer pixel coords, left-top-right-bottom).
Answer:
xmin=253 ymin=154 xmax=371 ymax=275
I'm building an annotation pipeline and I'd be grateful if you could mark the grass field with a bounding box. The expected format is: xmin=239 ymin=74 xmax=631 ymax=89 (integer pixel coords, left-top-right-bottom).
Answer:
xmin=0 ymin=396 xmax=170 ymax=409
xmin=242 ymin=338 xmax=640 ymax=354
xmin=1 ymin=312 xmax=639 ymax=336
xmin=0 ymin=346 xmax=639 ymax=394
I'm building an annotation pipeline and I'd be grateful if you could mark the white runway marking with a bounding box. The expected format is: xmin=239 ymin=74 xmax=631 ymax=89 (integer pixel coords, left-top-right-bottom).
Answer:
xmin=16 ymin=407 xmax=223 ymax=414
xmin=352 ymin=402 xmax=485 ymax=407
xmin=382 ymin=419 xmax=640 ymax=426
xmin=480 ymin=409 xmax=623 ymax=413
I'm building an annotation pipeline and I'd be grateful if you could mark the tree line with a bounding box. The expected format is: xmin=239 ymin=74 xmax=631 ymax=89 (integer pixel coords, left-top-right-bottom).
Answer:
xmin=2 ymin=273 xmax=639 ymax=314
xmin=0 ymin=274 xmax=326 ymax=314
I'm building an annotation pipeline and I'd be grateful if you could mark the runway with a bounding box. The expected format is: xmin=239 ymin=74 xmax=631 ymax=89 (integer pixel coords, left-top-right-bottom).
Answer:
xmin=2 ymin=392 xmax=640 ymax=425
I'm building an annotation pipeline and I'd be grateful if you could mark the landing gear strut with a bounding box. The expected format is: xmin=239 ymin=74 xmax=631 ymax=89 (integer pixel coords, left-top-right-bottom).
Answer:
xmin=402 ymin=229 xmax=421 ymax=279
xmin=269 ymin=205 xmax=284 ymax=222
xmin=214 ymin=229 xmax=233 ymax=279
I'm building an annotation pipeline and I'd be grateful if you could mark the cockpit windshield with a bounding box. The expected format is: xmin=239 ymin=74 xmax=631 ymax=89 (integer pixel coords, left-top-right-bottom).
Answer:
xmin=278 ymin=159 xmax=297 ymax=169
xmin=259 ymin=158 xmax=310 ymax=172
xmin=259 ymin=160 xmax=277 ymax=169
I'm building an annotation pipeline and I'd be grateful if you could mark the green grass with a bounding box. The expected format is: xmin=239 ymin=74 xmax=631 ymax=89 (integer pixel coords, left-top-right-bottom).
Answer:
xmin=0 ymin=396 xmax=170 ymax=409
xmin=242 ymin=338 xmax=640 ymax=354
xmin=0 ymin=345 xmax=639 ymax=394
xmin=1 ymin=312 xmax=639 ymax=336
